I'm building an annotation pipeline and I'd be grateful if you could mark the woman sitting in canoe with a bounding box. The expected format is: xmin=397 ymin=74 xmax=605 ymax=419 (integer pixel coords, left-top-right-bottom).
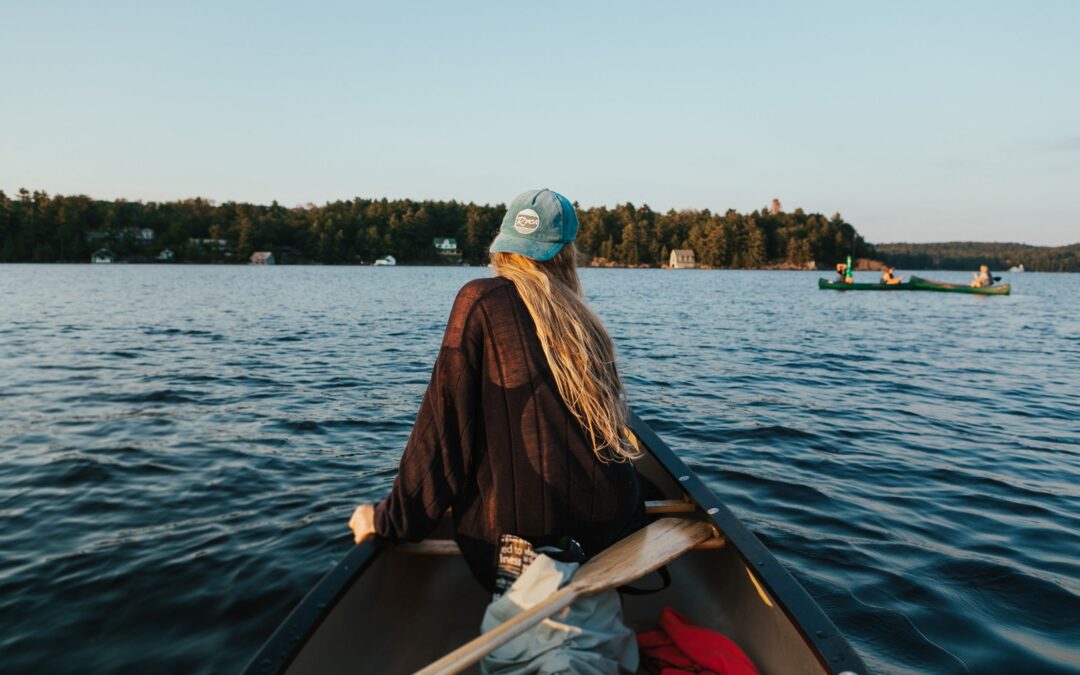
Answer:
xmin=971 ymin=264 xmax=994 ymax=288
xmin=880 ymin=266 xmax=902 ymax=285
xmin=349 ymin=188 xmax=643 ymax=592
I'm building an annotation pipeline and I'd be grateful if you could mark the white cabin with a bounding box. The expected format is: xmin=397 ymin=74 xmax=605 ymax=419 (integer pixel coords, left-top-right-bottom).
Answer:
xmin=669 ymin=249 xmax=696 ymax=269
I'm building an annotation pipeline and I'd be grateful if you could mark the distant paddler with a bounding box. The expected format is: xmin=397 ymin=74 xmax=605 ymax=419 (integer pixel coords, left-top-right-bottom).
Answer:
xmin=835 ymin=258 xmax=854 ymax=284
xmin=880 ymin=266 xmax=903 ymax=285
xmin=970 ymin=264 xmax=995 ymax=288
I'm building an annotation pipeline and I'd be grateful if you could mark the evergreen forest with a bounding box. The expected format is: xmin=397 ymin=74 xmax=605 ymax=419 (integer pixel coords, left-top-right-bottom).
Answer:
xmin=0 ymin=189 xmax=870 ymax=268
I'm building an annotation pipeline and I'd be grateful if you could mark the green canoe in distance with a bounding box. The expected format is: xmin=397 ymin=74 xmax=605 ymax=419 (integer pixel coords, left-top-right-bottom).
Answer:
xmin=817 ymin=279 xmax=910 ymax=290
xmin=818 ymin=276 xmax=1011 ymax=295
xmin=908 ymin=276 xmax=1011 ymax=295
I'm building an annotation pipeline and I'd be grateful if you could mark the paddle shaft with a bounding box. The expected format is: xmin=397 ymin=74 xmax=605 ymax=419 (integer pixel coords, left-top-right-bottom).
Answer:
xmin=414 ymin=518 xmax=715 ymax=675
xmin=415 ymin=584 xmax=579 ymax=675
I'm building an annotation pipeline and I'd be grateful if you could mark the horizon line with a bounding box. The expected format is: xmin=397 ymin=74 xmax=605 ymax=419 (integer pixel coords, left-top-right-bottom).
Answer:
xmin=4 ymin=185 xmax=1076 ymax=249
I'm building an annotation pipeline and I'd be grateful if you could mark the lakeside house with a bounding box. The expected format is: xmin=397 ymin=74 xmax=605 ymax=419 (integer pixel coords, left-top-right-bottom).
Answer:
xmin=250 ymin=251 xmax=275 ymax=265
xmin=91 ymin=248 xmax=116 ymax=264
xmin=433 ymin=237 xmax=462 ymax=263
xmin=374 ymin=255 xmax=396 ymax=266
xmin=669 ymin=249 xmax=696 ymax=269
xmin=157 ymin=249 xmax=175 ymax=262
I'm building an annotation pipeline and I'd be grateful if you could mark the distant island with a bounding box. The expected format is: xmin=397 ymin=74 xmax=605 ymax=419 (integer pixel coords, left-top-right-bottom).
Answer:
xmin=1 ymin=188 xmax=1075 ymax=271
xmin=875 ymin=242 xmax=1080 ymax=273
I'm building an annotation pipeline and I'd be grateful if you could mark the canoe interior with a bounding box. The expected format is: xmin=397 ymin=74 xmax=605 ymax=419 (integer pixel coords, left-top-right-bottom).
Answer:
xmin=277 ymin=435 xmax=835 ymax=675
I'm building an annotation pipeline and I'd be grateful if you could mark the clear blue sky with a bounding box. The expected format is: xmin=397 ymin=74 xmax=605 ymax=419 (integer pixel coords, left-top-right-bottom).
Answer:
xmin=2 ymin=1 xmax=1077 ymax=245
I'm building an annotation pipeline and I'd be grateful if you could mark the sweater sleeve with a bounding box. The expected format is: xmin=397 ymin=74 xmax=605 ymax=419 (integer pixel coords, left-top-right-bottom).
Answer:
xmin=372 ymin=289 xmax=483 ymax=542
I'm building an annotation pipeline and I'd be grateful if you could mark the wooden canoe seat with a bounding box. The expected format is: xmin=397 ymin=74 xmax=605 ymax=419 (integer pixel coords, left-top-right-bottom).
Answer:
xmin=399 ymin=502 xmax=724 ymax=555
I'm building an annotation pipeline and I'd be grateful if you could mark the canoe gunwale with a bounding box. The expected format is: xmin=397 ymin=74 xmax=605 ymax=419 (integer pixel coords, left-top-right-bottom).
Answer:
xmin=241 ymin=411 xmax=869 ymax=675
xmin=626 ymin=411 xmax=866 ymax=674
xmin=908 ymin=276 xmax=1011 ymax=294
xmin=818 ymin=278 xmax=909 ymax=291
xmin=242 ymin=540 xmax=384 ymax=674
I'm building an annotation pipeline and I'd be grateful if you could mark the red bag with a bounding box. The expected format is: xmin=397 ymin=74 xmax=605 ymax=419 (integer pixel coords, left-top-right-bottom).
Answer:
xmin=636 ymin=607 xmax=759 ymax=675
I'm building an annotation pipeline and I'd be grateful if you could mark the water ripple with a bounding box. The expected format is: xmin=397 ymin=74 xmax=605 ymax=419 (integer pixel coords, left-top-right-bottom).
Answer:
xmin=1 ymin=265 xmax=1078 ymax=674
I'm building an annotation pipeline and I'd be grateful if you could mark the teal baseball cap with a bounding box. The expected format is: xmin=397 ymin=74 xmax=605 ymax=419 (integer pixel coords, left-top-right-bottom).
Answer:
xmin=490 ymin=189 xmax=579 ymax=262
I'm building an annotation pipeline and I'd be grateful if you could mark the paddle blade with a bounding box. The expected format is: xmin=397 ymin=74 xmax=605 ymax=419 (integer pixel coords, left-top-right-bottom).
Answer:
xmin=572 ymin=518 xmax=716 ymax=594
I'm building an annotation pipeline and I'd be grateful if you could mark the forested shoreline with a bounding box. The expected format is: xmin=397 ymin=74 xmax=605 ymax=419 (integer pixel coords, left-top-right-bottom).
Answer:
xmin=5 ymin=188 xmax=1075 ymax=271
xmin=876 ymin=242 xmax=1080 ymax=273
xmin=0 ymin=189 xmax=868 ymax=268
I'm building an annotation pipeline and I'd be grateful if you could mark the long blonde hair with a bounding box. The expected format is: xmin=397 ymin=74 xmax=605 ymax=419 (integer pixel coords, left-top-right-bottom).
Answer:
xmin=492 ymin=245 xmax=638 ymax=462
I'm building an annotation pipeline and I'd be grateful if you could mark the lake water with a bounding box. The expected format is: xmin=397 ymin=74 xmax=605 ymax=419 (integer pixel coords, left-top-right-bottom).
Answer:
xmin=1 ymin=265 xmax=1078 ymax=674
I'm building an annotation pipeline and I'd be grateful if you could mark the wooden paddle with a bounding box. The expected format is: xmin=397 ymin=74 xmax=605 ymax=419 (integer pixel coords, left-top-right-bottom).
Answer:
xmin=414 ymin=517 xmax=716 ymax=675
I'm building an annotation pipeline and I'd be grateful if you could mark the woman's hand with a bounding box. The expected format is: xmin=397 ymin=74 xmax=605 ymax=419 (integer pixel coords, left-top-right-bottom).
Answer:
xmin=349 ymin=504 xmax=377 ymax=543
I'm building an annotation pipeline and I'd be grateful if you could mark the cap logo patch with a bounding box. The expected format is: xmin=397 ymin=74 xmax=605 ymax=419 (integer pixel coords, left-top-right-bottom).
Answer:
xmin=513 ymin=208 xmax=541 ymax=234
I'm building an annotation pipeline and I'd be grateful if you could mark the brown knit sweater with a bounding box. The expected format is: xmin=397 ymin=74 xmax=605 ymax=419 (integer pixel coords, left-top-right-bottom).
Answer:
xmin=373 ymin=276 xmax=643 ymax=590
